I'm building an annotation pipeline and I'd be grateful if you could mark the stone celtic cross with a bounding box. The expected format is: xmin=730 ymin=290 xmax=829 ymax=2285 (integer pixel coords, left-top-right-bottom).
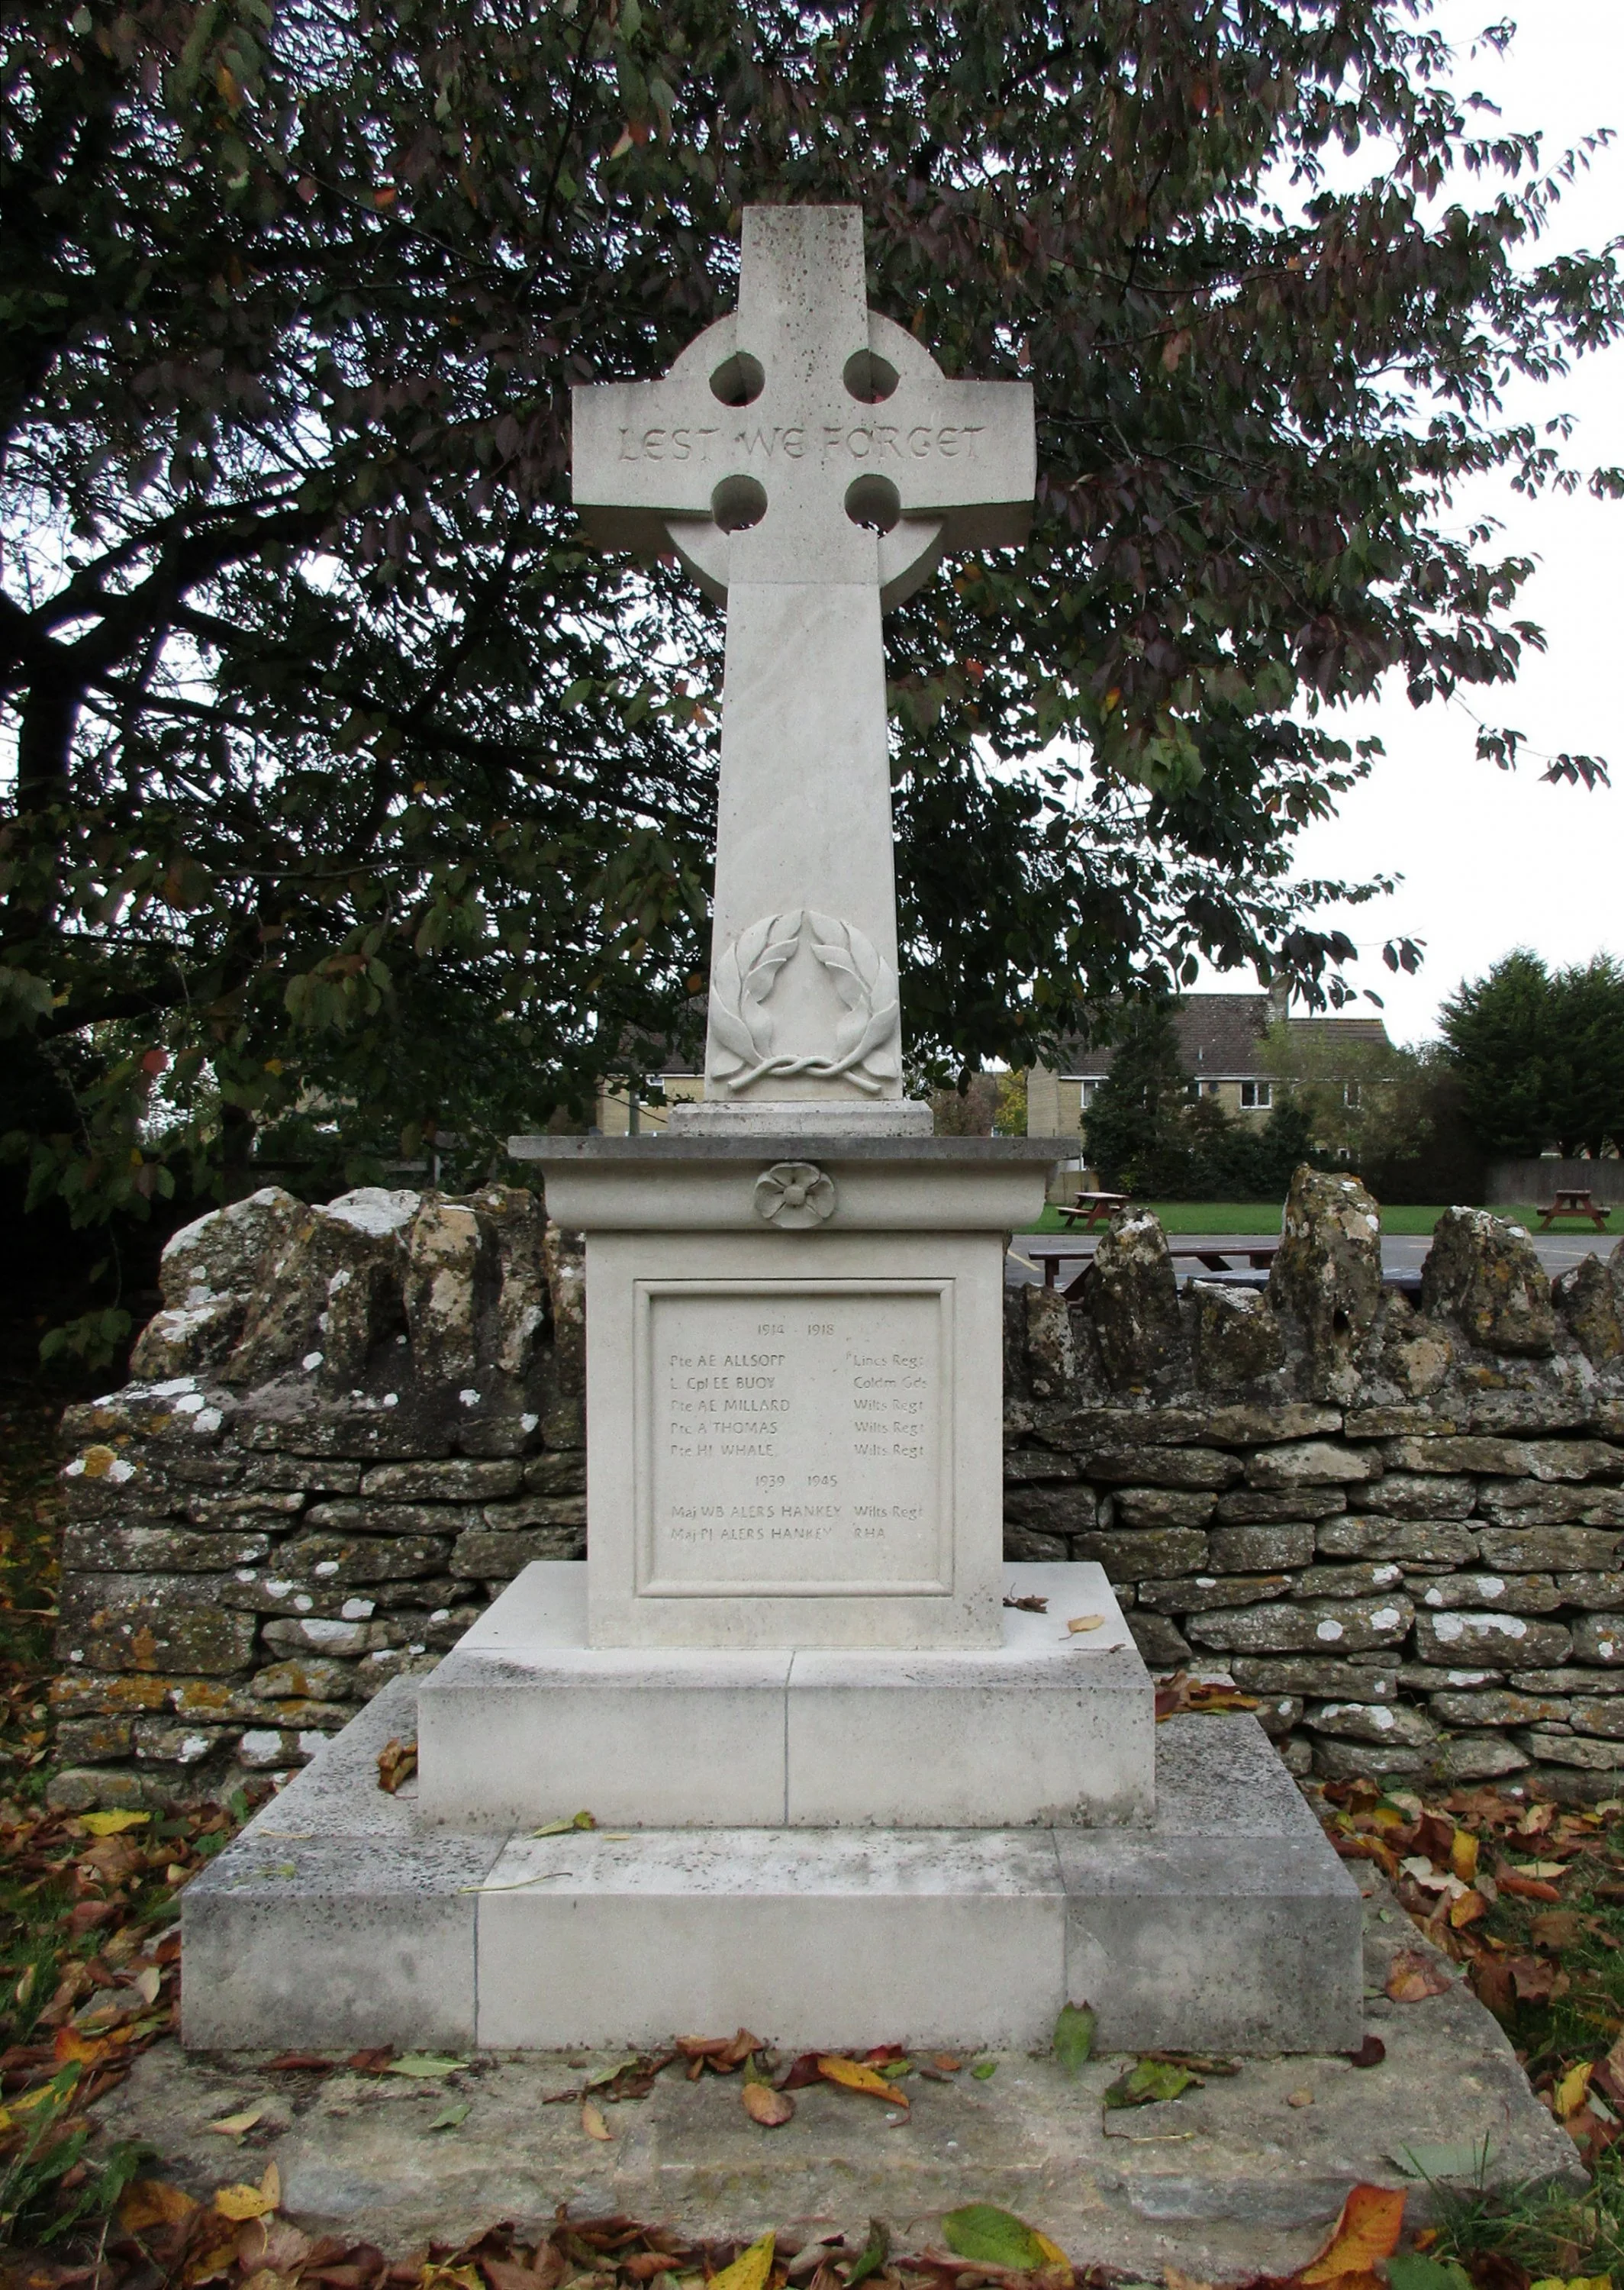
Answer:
xmin=572 ymin=205 xmax=1035 ymax=1119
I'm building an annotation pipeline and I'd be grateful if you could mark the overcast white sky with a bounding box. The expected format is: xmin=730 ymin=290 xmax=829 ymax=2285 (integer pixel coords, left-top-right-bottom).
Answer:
xmin=1198 ymin=1 xmax=1624 ymax=1046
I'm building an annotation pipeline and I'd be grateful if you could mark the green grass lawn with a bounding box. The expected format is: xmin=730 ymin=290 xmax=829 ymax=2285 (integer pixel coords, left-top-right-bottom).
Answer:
xmin=1018 ymin=1201 xmax=1553 ymax=1237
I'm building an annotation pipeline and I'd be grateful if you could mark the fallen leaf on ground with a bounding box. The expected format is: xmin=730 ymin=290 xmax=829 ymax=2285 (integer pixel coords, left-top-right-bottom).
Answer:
xmin=1298 ymin=2182 xmax=1406 ymax=2282
xmin=428 ymin=2099 xmax=471 ymax=2130
xmin=817 ymin=2054 xmax=907 ymax=2105
xmin=533 ymin=1811 xmax=597 ymax=1837
xmin=1449 ymin=1889 xmax=1489 ymax=1930
xmin=1388 ymin=2134 xmax=1497 ymax=2182
xmin=386 ymin=2053 xmax=469 ymax=2078
xmin=1288 ymin=2090 xmax=1314 ymax=2108
xmin=1004 ymin=1593 xmax=1048 ymax=1613
xmin=119 ymin=2179 xmax=198 ymax=2232
xmin=208 ymin=2106 xmax=265 ymax=2136
xmin=1385 ymin=1950 xmax=1451 ymax=2002
xmin=1053 ymin=2001 xmax=1095 ymax=2076
xmin=1346 ymin=2035 xmax=1386 ymax=2069
xmin=1509 ymin=1956 xmax=1570 ymax=2005
xmin=970 ymin=2059 xmax=997 ymax=2080
xmin=742 ymin=2082 xmax=794 ymax=2127
xmin=347 ymin=2047 xmax=395 ymax=2073
xmin=847 ymin=2218 xmax=890 ymax=2289
xmin=79 ymin=1810 xmax=152 ymax=1836
xmin=707 ymin=2230 xmax=775 ymax=2290
xmin=581 ymin=2101 xmax=613 ymax=2140
xmin=1154 ymin=1672 xmax=1262 ymax=1721
xmin=1553 ymin=2061 xmax=1594 ymax=2120
xmin=941 ymin=2205 xmax=1066 ymax=2270
xmin=1498 ymin=1871 xmax=1562 ymax=1902
xmin=1529 ymin=1911 xmax=1584 ymax=1951
xmin=376 ymin=1737 xmax=417 ymax=1794
xmin=933 ymin=2053 xmax=964 ymax=2072
xmin=1387 ymin=2256 xmax=1472 ymax=2290
xmin=1066 ymin=1614 xmax=1104 ymax=1634
xmin=215 ymin=2163 xmax=279 ymax=2221
xmin=1103 ymin=2059 xmax=1197 ymax=2109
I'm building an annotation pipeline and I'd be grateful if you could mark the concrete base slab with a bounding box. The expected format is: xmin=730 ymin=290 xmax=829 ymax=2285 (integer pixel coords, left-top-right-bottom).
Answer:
xmin=182 ymin=1685 xmax=1360 ymax=2056
xmin=416 ymin=1562 xmax=1152 ymax=1831
xmin=114 ymin=1881 xmax=1579 ymax=2285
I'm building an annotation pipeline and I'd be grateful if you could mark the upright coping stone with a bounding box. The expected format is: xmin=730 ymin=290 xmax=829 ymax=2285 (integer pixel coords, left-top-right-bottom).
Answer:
xmin=572 ymin=205 xmax=1034 ymax=1119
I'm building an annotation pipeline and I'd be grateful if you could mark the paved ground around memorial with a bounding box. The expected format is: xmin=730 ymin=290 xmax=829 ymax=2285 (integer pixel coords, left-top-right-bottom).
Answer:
xmin=87 ymin=1872 xmax=1577 ymax=2283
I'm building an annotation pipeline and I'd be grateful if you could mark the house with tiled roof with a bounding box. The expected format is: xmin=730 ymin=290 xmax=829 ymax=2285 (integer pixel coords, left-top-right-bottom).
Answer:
xmin=1026 ymin=992 xmax=1392 ymax=1146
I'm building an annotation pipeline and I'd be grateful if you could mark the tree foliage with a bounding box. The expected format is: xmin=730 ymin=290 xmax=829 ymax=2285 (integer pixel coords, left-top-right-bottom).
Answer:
xmin=1442 ymin=952 xmax=1624 ymax=1160
xmin=1083 ymin=998 xmax=1314 ymax=1199
xmin=4 ymin=0 xmax=1621 ymax=1293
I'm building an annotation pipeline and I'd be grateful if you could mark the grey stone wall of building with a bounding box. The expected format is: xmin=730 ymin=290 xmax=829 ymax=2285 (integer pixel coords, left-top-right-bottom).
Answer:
xmin=49 ymin=1169 xmax=1624 ymax=1808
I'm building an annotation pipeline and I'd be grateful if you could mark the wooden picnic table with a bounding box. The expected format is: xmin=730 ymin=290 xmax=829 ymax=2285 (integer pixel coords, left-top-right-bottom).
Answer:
xmin=1536 ymin=1189 xmax=1614 ymax=1231
xmin=1023 ymin=1236 xmax=1279 ymax=1292
xmin=1055 ymin=1190 xmax=1131 ymax=1230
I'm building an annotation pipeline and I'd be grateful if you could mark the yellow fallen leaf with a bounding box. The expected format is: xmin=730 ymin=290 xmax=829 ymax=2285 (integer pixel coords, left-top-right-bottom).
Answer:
xmin=1554 ymin=2062 xmax=1593 ymax=2121
xmin=1449 ymin=1829 xmax=1479 ymax=1885
xmin=1513 ymin=1861 xmax=1569 ymax=1879
xmin=1066 ymin=1615 xmax=1105 ymax=1634
xmin=208 ymin=2107 xmax=265 ymax=2137
xmin=1033 ymin=2230 xmax=1068 ymax=2266
xmin=816 ymin=2055 xmax=908 ymax=2106
xmin=80 ymin=1811 xmax=151 ymax=1836
xmin=120 ymin=2179 xmax=198 ymax=2233
xmin=742 ymin=2082 xmax=794 ymax=2127
xmin=1298 ymin=2184 xmax=1406 ymax=2283
xmin=214 ymin=2180 xmax=275 ymax=2222
xmin=132 ymin=1963 xmax=163 ymax=2006
xmin=582 ymin=2100 xmax=613 ymax=2140
xmin=707 ymin=2231 xmax=775 ymax=2290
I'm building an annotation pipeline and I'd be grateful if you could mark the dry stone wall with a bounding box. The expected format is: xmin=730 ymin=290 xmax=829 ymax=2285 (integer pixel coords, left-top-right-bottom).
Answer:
xmin=49 ymin=1166 xmax=1624 ymax=1809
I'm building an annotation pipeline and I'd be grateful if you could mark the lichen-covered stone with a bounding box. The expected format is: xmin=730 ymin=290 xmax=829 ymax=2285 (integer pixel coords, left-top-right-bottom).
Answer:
xmin=1230 ymin=1657 xmax=1401 ymax=1701
xmin=403 ymin=1197 xmax=485 ymax=1384
xmin=1316 ymin=1516 xmax=1481 ymax=1566
xmin=359 ymin=1459 xmax=523 ymax=1500
xmin=1313 ymin=1737 xmax=1430 ymax=1779
xmin=134 ymin=1718 xmax=233 ymax=1766
xmin=1107 ymin=1486 xmax=1218 ymax=1529
xmin=1071 ymin=1527 xmax=1209 ymax=1578
xmin=260 ymin=1615 xmax=402 ymax=1657
xmin=1022 ymin=1285 xmax=1075 ymax=1400
xmin=1419 ymin=1207 xmax=1557 ymax=1357
xmin=1513 ymin=1666 xmax=1624 ymax=1695
xmin=1519 ymin=1730 xmax=1624 ymax=1771
xmin=1411 ymin=1572 xmax=1561 ymax=1614
xmin=1429 ymin=1689 xmax=1570 ymax=1728
xmin=1004 ymin=1449 xmax=1079 ymax=1486
xmin=524 ymin=1451 xmax=588 ymax=1497
xmin=1197 ymin=1404 xmax=1343 ymax=1445
xmin=60 ymin=1576 xmax=259 ymax=1674
xmin=1207 ymin=1522 xmax=1316 ymax=1572
xmin=1377 ymin=1302 xmax=1456 ymax=1401
xmin=1126 ymin=1612 xmax=1191 ymax=1667
xmin=130 ymin=1298 xmax=246 ymax=1381
xmin=241 ymin=1455 xmax=364 ymax=1495
xmin=475 ymin=1185 xmax=549 ymax=1376
xmin=1191 ymin=1284 xmax=1284 ymax=1392
xmin=55 ymin=1714 xmax=136 ymax=1763
xmin=543 ymin=1220 xmax=585 ymax=1388
xmin=1001 ymin=1485 xmax=1099 ymax=1536
xmin=1214 ymin=1488 xmax=1347 ymax=1524
xmin=1413 ymin=1611 xmax=1572 ymax=1667
xmin=1088 ymin=1211 xmax=1185 ymax=1389
xmin=1431 ymin=1734 xmax=1532 ymax=1782
xmin=1383 ymin=1434 xmax=1538 ymax=1477
xmin=1570 ymin=1614 xmax=1624 ymax=1666
xmin=1477 ymin=1480 xmax=1624 ymax=1527
xmin=1553 ymin=1245 xmax=1624 ymax=1366
xmin=160 ymin=1188 xmax=303 ymax=1308
xmin=1268 ymin=1166 xmax=1382 ymax=1396
xmin=1188 ymin=1595 xmax=1413 ymax=1656
xmin=61 ymin=1525 xmax=269 ymax=1573
xmin=1136 ymin=1572 xmax=1290 ymax=1614
xmin=480 ymin=1495 xmax=588 ymax=1531
xmin=1084 ymin=1447 xmax=1242 ymax=1490
xmin=1290 ymin=1562 xmax=1408 ymax=1601
xmin=301 ymin=1498 xmax=482 ymax=1535
xmin=1253 ymin=1695 xmax=1303 ymax=1740
xmin=1478 ymin=1526 xmax=1624 ymax=1571
xmin=1305 ymin=1701 xmax=1438 ymax=1748
xmin=1358 ymin=1474 xmax=1476 ymax=1521
xmin=451 ymin=1526 xmax=587 ymax=1576
xmin=250 ymin=1656 xmax=362 ymax=1702
xmin=1553 ymin=1572 xmax=1624 ymax=1610
xmin=1245 ymin=1441 xmax=1378 ymax=1490
xmin=276 ymin=1534 xmax=451 ymax=1585
xmin=227 ymin=1189 xmax=417 ymax=1386
xmin=1569 ymin=1698 xmax=1624 ymax=1740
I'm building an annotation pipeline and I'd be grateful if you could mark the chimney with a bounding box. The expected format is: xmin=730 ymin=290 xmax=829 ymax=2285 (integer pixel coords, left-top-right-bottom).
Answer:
xmin=1265 ymin=976 xmax=1290 ymax=1026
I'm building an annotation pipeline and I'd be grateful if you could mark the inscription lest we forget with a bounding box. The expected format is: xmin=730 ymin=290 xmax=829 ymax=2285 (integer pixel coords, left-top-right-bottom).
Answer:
xmin=615 ymin=421 xmax=991 ymax=465
xmin=644 ymin=1288 xmax=946 ymax=1592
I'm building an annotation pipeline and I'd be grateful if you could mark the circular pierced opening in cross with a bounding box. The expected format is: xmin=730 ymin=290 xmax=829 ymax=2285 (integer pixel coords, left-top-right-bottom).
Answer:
xmin=712 ymin=475 xmax=768 ymax=531
xmin=709 ymin=352 xmax=765 ymax=406
xmin=843 ymin=349 xmax=900 ymax=403
xmin=844 ymin=474 xmax=901 ymax=534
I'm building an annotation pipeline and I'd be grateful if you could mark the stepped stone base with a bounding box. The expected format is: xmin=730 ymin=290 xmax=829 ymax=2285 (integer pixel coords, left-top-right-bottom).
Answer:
xmin=415 ymin=1562 xmax=1152 ymax=1831
xmin=181 ymin=1674 xmax=1362 ymax=2056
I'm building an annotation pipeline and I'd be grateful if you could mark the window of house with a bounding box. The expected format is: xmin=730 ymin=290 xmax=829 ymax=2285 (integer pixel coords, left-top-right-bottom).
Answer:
xmin=1077 ymin=1079 xmax=1101 ymax=1108
xmin=1239 ymin=1080 xmax=1272 ymax=1110
xmin=1342 ymin=1081 xmax=1361 ymax=1109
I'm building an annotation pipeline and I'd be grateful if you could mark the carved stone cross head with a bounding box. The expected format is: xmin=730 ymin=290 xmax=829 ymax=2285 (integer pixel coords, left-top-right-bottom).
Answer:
xmin=572 ymin=205 xmax=1034 ymax=610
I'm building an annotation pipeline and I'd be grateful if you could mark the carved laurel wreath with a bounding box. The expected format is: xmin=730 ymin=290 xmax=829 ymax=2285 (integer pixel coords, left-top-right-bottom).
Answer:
xmin=709 ymin=908 xmax=901 ymax=1095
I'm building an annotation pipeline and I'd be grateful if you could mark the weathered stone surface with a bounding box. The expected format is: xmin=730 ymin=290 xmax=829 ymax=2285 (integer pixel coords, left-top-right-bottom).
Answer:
xmin=1317 ymin=1516 xmax=1481 ymax=1566
xmin=1022 ymin=1284 xmax=1075 ymax=1399
xmin=476 ymin=1185 xmax=549 ymax=1377
xmin=1245 ymin=1441 xmax=1378 ymax=1490
xmin=261 ymin=1616 xmax=401 ymax=1657
xmin=1071 ymin=1527 xmax=1209 ymax=1579
xmin=1382 ymin=1435 xmax=1539 ymax=1477
xmin=1344 ymin=1405 xmax=1464 ymax=1440
xmin=227 ymin=1189 xmax=417 ymax=1388
xmin=1478 ymin=1526 xmax=1624 ymax=1571
xmin=456 ymin=1409 xmax=544 ymax=1460
xmin=403 ymin=1198 xmax=485 ymax=1385
xmin=1429 ymin=1689 xmax=1571 ymax=1728
xmin=1432 ymin=1734 xmax=1532 ymax=1782
xmin=1124 ymin=1612 xmax=1191 ymax=1666
xmin=1191 ymin=1285 xmax=1285 ymax=1392
xmin=1136 ymin=1573 xmax=1291 ymax=1615
xmin=1410 ymin=1573 xmax=1562 ymax=1615
xmin=1570 ymin=1698 xmax=1624 ymax=1740
xmin=450 ymin=1527 xmax=586 ymax=1576
xmin=1468 ymin=1389 xmax=1600 ymax=1435
xmin=1513 ymin=1666 xmax=1624 ymax=1695
xmin=1207 ymin=1523 xmax=1316 ymax=1572
xmin=1187 ymin=1596 xmax=1413 ymax=1656
xmin=301 ymin=1499 xmax=482 ymax=1535
xmin=1313 ymin=1737 xmax=1430 ymax=1779
xmin=49 ymin=1672 xmax=169 ymax=1718
xmin=1519 ymin=1730 xmax=1624 ymax=1772
xmin=1085 ymin=1447 xmax=1242 ymax=1491
xmin=1419 ymin=1207 xmax=1557 ymax=1356
xmin=1033 ymin=1404 xmax=1210 ymax=1450
xmin=1004 ymin=1523 xmax=1070 ymax=1563
xmin=1089 ymin=1211 xmax=1185 ymax=1388
xmin=1378 ymin=1307 xmax=1456 ymax=1402
xmin=1570 ymin=1615 xmax=1624 ymax=1666
xmin=1198 ymin=1403 xmax=1344 ymax=1445
xmin=242 ymin=1456 xmax=365 ymax=1495
xmin=276 ymin=1535 xmax=451 ymax=1585
xmin=60 ymin=1576 xmax=260 ymax=1674
xmin=1397 ymin=1663 xmax=1502 ymax=1691
xmin=1290 ymin=1562 xmax=1406 ymax=1600
xmin=360 ymin=1459 xmax=523 ymax=1500
xmin=1213 ymin=1487 xmax=1347 ymax=1524
xmin=480 ymin=1496 xmax=588 ymax=1532
xmin=1252 ymin=1693 xmax=1303 ymax=1739
xmin=251 ymin=1657 xmax=362 ymax=1703
xmin=1108 ymin=1486 xmax=1217 ymax=1529
xmin=238 ymin=1409 xmax=452 ymax=1460
xmin=61 ymin=1525 xmax=269 ymax=1573
xmin=1004 ymin=1448 xmax=1078 ymax=1485
xmin=130 ymin=1298 xmax=246 ymax=1380
xmin=1268 ymin=1166 xmax=1382 ymax=1395
xmin=1413 ymin=1611 xmax=1572 ymax=1667
xmin=1358 ymin=1474 xmax=1477 ymax=1521
xmin=1230 ymin=1658 xmax=1401 ymax=1703
xmin=159 ymin=1187 xmax=303 ymax=1308
xmin=524 ymin=1451 xmax=588 ymax=1497
xmin=1002 ymin=1485 xmax=1100 ymax=1535
xmin=1553 ymin=1247 xmax=1624 ymax=1366
xmin=1305 ymin=1701 xmax=1437 ymax=1748
xmin=1479 ymin=1483 xmax=1624 ymax=1528
xmin=1554 ymin=1572 xmax=1624 ymax=1609
xmin=133 ymin=1718 xmax=234 ymax=1766
xmin=55 ymin=1714 xmax=136 ymax=1763
xmin=185 ymin=1489 xmax=306 ymax=1526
